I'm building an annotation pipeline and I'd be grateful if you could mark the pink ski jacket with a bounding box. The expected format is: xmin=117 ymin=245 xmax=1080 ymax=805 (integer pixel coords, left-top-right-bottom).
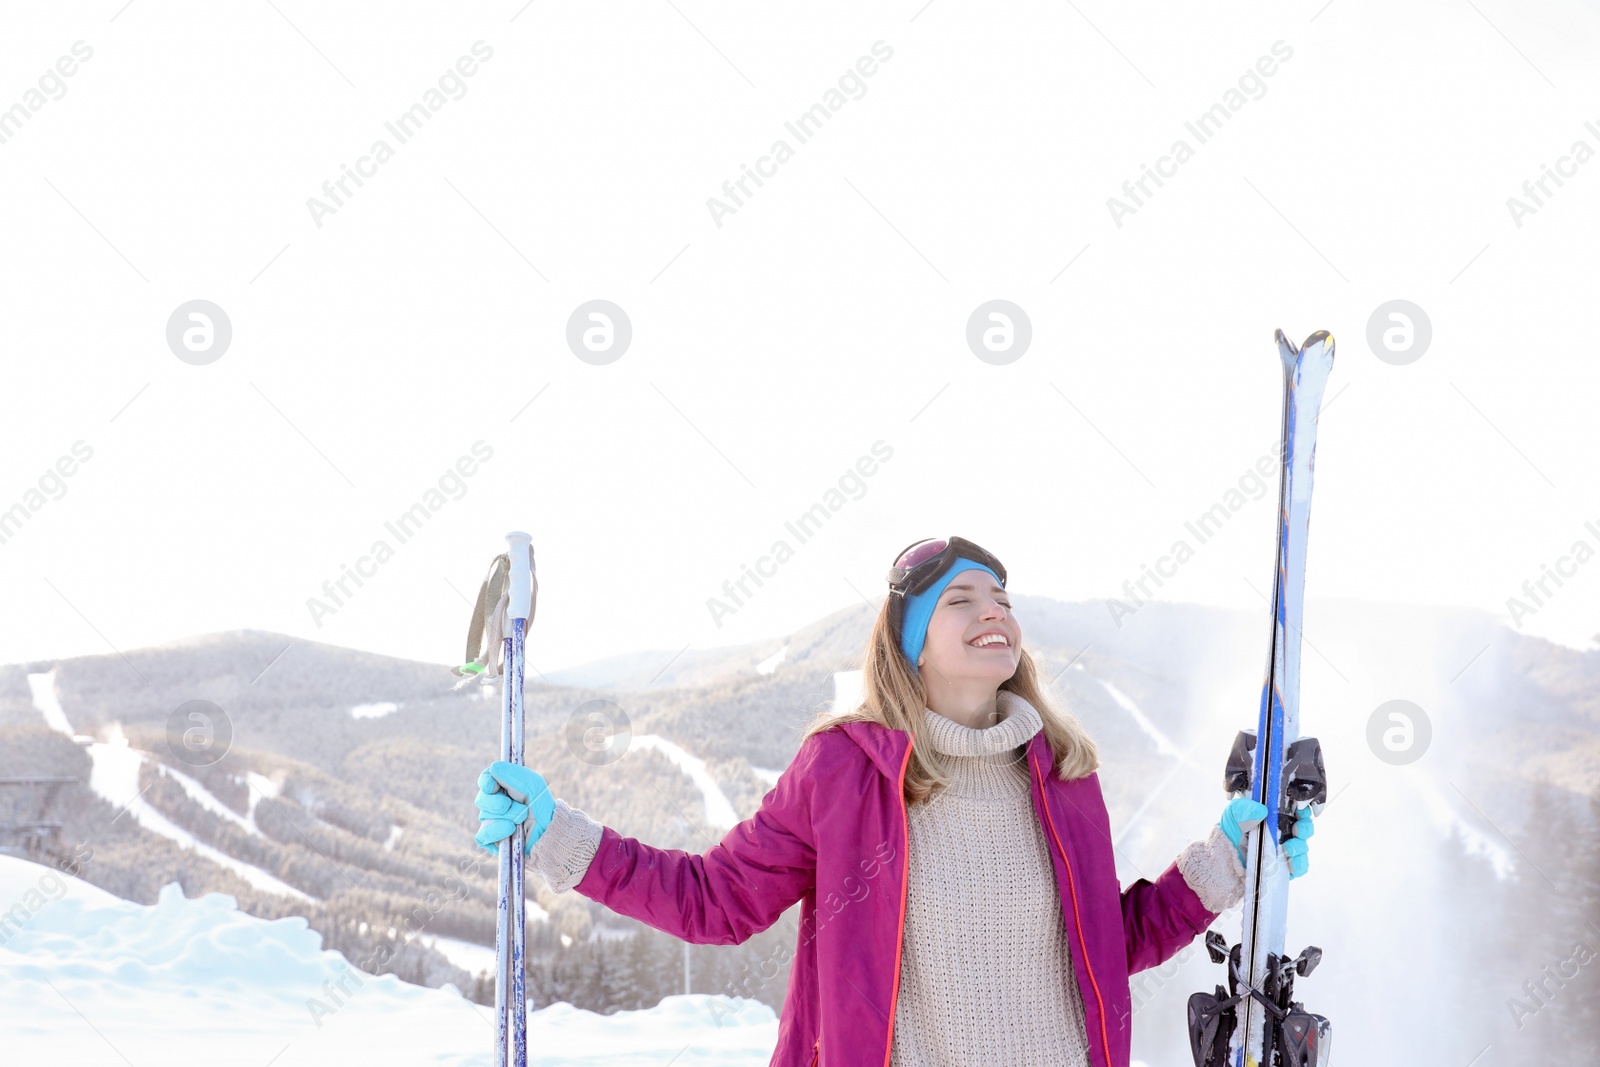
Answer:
xmin=571 ymin=718 xmax=1220 ymax=1067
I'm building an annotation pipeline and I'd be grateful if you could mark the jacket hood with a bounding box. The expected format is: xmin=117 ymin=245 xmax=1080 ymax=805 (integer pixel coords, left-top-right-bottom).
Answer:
xmin=836 ymin=718 xmax=910 ymax=782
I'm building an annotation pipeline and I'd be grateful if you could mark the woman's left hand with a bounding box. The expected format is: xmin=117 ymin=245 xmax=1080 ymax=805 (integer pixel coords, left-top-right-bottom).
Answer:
xmin=1218 ymin=796 xmax=1315 ymax=879
xmin=1281 ymin=805 xmax=1314 ymax=879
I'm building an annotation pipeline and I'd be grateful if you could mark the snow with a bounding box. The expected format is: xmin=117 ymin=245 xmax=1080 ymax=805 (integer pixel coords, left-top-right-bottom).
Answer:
xmin=27 ymin=670 xmax=313 ymax=903
xmin=154 ymin=761 xmax=261 ymax=837
xmin=382 ymin=824 xmax=404 ymax=852
xmin=0 ymin=854 xmax=779 ymax=1065
xmin=421 ymin=917 xmax=618 ymax=978
xmin=628 ymin=736 xmax=740 ymax=830
xmin=1096 ymin=678 xmax=1199 ymax=769
xmin=750 ymin=767 xmax=782 ymax=787
xmin=25 ymin=671 xmax=74 ymax=737
xmin=419 ymin=934 xmax=497 ymax=977
xmin=350 ymin=702 xmax=399 ymax=720
xmin=755 ymin=645 xmax=786 ymax=675
xmin=522 ymin=997 xmax=776 ymax=1065
xmin=91 ymin=725 xmax=315 ymax=902
xmin=245 ymin=770 xmax=281 ymax=832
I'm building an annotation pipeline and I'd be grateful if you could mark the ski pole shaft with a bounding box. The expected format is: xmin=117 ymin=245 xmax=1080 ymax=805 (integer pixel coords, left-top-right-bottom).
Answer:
xmin=502 ymin=533 xmax=533 ymax=1067
xmin=495 ymin=652 xmax=512 ymax=1067
xmin=508 ymin=616 xmax=527 ymax=1067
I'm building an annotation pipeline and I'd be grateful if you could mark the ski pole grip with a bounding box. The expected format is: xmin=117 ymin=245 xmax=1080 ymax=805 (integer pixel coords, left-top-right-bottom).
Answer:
xmin=505 ymin=531 xmax=533 ymax=622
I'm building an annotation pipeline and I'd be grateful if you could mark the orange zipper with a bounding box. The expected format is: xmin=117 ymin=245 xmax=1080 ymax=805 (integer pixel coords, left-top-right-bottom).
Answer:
xmin=1032 ymin=750 xmax=1113 ymax=1065
xmin=809 ymin=1031 xmax=820 ymax=1066
xmin=878 ymin=741 xmax=914 ymax=1067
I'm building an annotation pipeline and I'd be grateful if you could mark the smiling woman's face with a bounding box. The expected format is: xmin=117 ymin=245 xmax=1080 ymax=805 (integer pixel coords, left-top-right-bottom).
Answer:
xmin=916 ymin=572 xmax=1021 ymax=688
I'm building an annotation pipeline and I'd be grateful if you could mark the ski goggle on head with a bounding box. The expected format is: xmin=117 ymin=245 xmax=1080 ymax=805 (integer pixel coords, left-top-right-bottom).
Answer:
xmin=885 ymin=536 xmax=1009 ymax=672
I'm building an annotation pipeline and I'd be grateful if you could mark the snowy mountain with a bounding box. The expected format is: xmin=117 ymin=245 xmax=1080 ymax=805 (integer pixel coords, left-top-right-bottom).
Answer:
xmin=1 ymin=594 xmax=1596 ymax=1064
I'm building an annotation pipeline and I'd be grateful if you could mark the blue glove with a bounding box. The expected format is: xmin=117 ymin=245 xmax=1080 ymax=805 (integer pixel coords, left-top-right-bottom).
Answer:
xmin=1219 ymin=797 xmax=1315 ymax=879
xmin=474 ymin=760 xmax=556 ymax=856
xmin=1283 ymin=805 xmax=1314 ymax=879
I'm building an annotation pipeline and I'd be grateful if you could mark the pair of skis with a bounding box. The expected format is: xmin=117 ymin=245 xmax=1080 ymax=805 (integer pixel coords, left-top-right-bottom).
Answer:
xmin=1187 ymin=331 xmax=1335 ymax=1067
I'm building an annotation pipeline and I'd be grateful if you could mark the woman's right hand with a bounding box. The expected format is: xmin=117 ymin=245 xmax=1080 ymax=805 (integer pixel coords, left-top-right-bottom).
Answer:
xmin=474 ymin=760 xmax=556 ymax=856
xmin=1218 ymin=796 xmax=1314 ymax=878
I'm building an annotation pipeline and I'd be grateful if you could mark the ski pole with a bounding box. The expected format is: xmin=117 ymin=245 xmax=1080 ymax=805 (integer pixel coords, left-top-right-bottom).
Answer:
xmin=495 ymin=531 xmax=534 ymax=1067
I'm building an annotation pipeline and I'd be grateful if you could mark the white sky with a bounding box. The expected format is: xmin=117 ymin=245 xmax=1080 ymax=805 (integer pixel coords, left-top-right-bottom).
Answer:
xmin=2 ymin=1 xmax=1597 ymax=679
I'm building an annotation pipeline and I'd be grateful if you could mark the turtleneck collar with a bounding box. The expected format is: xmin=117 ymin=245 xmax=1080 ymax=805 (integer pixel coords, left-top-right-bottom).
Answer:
xmin=921 ymin=689 xmax=1043 ymax=759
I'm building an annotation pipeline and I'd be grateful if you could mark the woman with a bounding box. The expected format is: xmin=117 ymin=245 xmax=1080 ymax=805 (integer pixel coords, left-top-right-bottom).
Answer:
xmin=472 ymin=535 xmax=1313 ymax=1067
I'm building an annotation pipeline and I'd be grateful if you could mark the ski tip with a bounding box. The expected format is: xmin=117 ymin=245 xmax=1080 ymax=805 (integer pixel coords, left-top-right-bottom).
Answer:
xmin=1276 ymin=328 xmax=1336 ymax=371
xmin=1276 ymin=328 xmax=1299 ymax=370
xmin=1300 ymin=330 xmax=1336 ymax=371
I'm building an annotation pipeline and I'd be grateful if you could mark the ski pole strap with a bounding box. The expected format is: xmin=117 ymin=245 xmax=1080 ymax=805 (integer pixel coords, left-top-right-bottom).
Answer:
xmin=452 ymin=552 xmax=511 ymax=684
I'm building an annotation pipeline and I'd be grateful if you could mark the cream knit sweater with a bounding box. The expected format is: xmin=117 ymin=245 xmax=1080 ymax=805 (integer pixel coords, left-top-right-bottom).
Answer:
xmin=527 ymin=692 xmax=1247 ymax=1063
xmin=891 ymin=691 xmax=1092 ymax=1065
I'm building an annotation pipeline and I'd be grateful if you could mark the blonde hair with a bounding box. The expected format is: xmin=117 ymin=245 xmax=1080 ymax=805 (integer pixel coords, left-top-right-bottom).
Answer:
xmin=799 ymin=594 xmax=1100 ymax=805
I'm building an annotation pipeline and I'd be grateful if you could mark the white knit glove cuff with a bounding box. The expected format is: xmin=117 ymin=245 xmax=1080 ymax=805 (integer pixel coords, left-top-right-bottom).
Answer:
xmin=1176 ymin=823 xmax=1247 ymax=913
xmin=528 ymin=799 xmax=604 ymax=893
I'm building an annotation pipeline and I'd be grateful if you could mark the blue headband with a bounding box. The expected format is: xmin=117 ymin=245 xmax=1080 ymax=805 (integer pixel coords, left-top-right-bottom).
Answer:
xmin=899 ymin=558 xmax=1004 ymax=672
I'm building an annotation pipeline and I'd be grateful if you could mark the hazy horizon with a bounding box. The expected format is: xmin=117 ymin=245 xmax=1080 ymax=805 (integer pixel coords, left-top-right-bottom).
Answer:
xmin=0 ymin=589 xmax=1552 ymax=679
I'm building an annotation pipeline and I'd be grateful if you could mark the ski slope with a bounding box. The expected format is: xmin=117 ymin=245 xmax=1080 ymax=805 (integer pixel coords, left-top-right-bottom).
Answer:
xmin=0 ymin=854 xmax=778 ymax=1066
xmin=26 ymin=671 xmax=79 ymax=737
xmin=27 ymin=671 xmax=312 ymax=902
xmin=755 ymin=645 xmax=787 ymax=675
xmin=628 ymin=735 xmax=740 ymax=830
xmin=350 ymin=701 xmax=399 ymax=719
xmin=91 ymin=726 xmax=314 ymax=902
xmin=151 ymin=745 xmax=264 ymax=837
xmin=27 ymin=671 xmax=566 ymax=938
